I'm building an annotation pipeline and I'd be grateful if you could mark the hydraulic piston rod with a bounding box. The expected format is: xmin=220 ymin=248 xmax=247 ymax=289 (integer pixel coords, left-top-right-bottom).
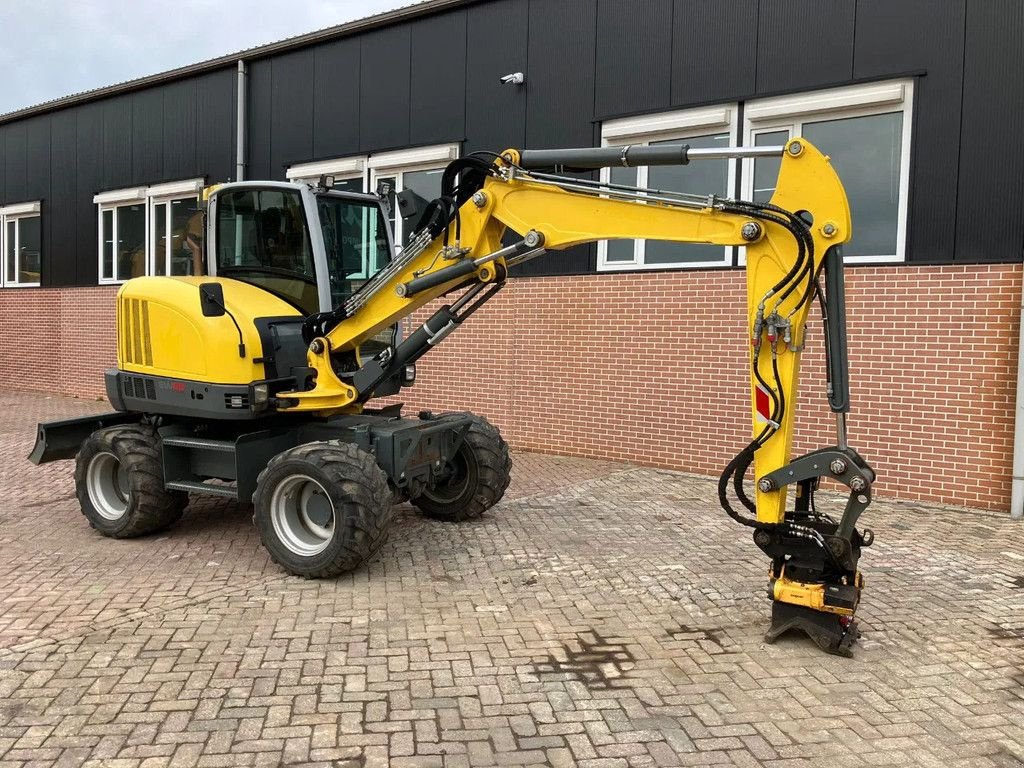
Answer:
xmin=517 ymin=143 xmax=786 ymax=170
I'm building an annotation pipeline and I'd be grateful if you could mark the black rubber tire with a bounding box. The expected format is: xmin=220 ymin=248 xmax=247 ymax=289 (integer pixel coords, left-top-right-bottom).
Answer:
xmin=74 ymin=424 xmax=188 ymax=538
xmin=253 ymin=441 xmax=393 ymax=578
xmin=412 ymin=414 xmax=512 ymax=522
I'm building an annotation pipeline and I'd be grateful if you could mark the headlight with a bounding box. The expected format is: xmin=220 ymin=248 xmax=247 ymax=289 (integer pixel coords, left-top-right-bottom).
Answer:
xmin=252 ymin=383 xmax=270 ymax=411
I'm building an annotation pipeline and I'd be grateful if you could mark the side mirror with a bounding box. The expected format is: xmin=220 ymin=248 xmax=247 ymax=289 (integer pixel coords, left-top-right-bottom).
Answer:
xmin=199 ymin=282 xmax=226 ymax=317
xmin=397 ymin=188 xmax=430 ymax=226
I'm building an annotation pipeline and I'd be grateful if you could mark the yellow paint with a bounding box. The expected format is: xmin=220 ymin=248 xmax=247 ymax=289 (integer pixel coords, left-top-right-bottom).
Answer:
xmin=772 ymin=566 xmax=862 ymax=616
xmin=745 ymin=140 xmax=852 ymax=523
xmin=291 ymin=139 xmax=853 ymax=528
xmin=118 ymin=276 xmax=300 ymax=385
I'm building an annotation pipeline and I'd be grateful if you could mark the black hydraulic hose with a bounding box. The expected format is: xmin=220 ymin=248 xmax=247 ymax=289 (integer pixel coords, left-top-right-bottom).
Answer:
xmin=718 ymin=200 xmax=821 ymax=532
xmin=718 ymin=443 xmax=763 ymax=528
xmin=722 ymin=203 xmax=810 ymax=300
xmin=815 ymin=280 xmax=833 ymax=397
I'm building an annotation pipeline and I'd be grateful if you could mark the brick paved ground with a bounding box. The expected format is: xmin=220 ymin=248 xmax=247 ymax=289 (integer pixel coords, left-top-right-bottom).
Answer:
xmin=1 ymin=389 xmax=1023 ymax=768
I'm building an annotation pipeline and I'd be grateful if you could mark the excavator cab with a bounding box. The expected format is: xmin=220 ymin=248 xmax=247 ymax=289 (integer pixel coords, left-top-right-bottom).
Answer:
xmin=210 ymin=180 xmax=411 ymax=398
xmin=207 ymin=181 xmax=398 ymax=351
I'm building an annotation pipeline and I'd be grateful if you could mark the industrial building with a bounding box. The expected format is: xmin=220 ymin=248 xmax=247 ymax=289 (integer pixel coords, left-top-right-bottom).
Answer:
xmin=0 ymin=0 xmax=1020 ymax=512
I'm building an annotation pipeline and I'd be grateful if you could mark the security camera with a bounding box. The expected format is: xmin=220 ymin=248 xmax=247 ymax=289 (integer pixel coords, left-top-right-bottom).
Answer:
xmin=499 ymin=72 xmax=525 ymax=85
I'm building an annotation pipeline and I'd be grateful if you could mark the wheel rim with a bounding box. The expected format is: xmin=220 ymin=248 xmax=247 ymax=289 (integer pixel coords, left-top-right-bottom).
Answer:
xmin=424 ymin=444 xmax=477 ymax=505
xmin=270 ymin=474 xmax=336 ymax=557
xmin=87 ymin=452 xmax=130 ymax=521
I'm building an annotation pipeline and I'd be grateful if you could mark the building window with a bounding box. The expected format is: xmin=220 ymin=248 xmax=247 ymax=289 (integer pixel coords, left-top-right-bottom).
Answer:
xmin=98 ymin=190 xmax=147 ymax=283
xmin=287 ymin=156 xmax=367 ymax=194
xmin=595 ymin=80 xmax=914 ymax=270
xmin=288 ymin=143 xmax=459 ymax=251
xmin=1 ymin=202 xmax=42 ymax=288
xmin=95 ymin=180 xmax=204 ymax=284
xmin=742 ymin=79 xmax=914 ymax=263
xmin=597 ymin=106 xmax=739 ymax=271
xmin=147 ymin=180 xmax=205 ymax=277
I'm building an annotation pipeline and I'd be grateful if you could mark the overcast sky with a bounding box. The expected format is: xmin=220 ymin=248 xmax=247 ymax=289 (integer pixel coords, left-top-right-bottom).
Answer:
xmin=0 ymin=0 xmax=420 ymax=115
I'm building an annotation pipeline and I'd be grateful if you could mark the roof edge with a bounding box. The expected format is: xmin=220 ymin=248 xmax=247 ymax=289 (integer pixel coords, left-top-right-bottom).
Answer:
xmin=0 ymin=0 xmax=472 ymax=125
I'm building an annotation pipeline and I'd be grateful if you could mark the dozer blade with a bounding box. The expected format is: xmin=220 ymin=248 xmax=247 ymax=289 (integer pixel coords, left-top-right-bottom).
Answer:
xmin=764 ymin=600 xmax=859 ymax=658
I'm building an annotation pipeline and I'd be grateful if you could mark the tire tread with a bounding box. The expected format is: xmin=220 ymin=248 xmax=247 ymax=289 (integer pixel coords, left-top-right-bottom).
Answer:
xmin=253 ymin=441 xmax=393 ymax=578
xmin=413 ymin=415 xmax=512 ymax=522
xmin=74 ymin=424 xmax=188 ymax=538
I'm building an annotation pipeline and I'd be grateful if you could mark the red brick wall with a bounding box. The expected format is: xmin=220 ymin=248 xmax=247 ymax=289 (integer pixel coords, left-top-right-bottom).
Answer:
xmin=1 ymin=265 xmax=1019 ymax=510
xmin=386 ymin=264 xmax=1022 ymax=512
xmin=0 ymin=286 xmax=116 ymax=400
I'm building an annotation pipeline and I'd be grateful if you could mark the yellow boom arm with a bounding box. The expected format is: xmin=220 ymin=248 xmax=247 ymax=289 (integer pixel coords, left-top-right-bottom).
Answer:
xmin=283 ymin=138 xmax=851 ymax=526
xmin=281 ymin=137 xmax=875 ymax=655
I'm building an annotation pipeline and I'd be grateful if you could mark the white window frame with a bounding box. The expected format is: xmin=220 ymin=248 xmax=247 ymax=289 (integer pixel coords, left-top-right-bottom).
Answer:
xmin=288 ymin=144 xmax=460 ymax=253
xmin=95 ymin=179 xmax=203 ymax=284
xmin=741 ymin=79 xmax=914 ymax=264
xmin=147 ymin=179 xmax=204 ymax=277
xmin=1 ymin=201 xmax=42 ymax=288
xmin=597 ymin=106 xmax=739 ymax=272
xmin=287 ymin=156 xmax=368 ymax=190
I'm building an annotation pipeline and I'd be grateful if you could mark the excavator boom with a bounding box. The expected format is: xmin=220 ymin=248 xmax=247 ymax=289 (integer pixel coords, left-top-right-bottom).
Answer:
xmin=33 ymin=135 xmax=875 ymax=655
xmin=282 ymin=138 xmax=875 ymax=655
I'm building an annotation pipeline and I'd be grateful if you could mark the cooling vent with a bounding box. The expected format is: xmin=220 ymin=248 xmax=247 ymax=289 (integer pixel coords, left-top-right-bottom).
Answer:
xmin=123 ymin=375 xmax=157 ymax=401
xmin=120 ymin=297 xmax=153 ymax=367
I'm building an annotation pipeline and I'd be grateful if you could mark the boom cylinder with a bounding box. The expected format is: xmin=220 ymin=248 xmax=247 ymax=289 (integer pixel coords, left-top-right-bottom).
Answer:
xmin=517 ymin=143 xmax=786 ymax=170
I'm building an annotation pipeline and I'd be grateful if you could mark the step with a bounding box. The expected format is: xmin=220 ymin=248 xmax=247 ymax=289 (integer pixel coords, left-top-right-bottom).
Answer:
xmin=162 ymin=437 xmax=236 ymax=453
xmin=165 ymin=480 xmax=239 ymax=499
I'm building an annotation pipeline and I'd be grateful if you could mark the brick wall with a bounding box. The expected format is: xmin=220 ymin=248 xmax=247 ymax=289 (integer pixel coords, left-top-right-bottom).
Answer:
xmin=388 ymin=263 xmax=1022 ymax=512
xmin=0 ymin=286 xmax=116 ymax=400
xmin=1 ymin=264 xmax=1019 ymax=510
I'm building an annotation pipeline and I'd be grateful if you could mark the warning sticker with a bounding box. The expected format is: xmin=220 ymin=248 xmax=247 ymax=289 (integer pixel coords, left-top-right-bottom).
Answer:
xmin=755 ymin=384 xmax=774 ymax=425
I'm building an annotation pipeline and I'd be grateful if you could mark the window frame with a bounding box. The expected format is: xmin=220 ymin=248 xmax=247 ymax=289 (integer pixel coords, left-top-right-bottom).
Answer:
xmin=287 ymin=156 xmax=368 ymax=192
xmin=95 ymin=179 xmax=204 ymax=284
xmin=740 ymin=79 xmax=915 ymax=265
xmin=1 ymin=201 xmax=43 ymax=288
xmin=597 ymin=105 xmax=740 ymax=272
xmin=288 ymin=144 xmax=460 ymax=253
xmin=147 ymin=179 xmax=204 ymax=278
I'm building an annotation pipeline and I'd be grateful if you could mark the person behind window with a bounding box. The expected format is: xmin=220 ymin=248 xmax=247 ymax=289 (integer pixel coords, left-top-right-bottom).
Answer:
xmin=184 ymin=210 xmax=205 ymax=276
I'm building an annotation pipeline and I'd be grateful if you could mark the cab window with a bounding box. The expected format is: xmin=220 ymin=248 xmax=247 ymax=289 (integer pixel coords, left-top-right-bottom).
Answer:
xmin=215 ymin=188 xmax=319 ymax=315
xmin=316 ymin=193 xmax=391 ymax=308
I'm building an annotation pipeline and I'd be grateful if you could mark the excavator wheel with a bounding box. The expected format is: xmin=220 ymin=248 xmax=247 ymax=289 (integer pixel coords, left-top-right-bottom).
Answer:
xmin=253 ymin=441 xmax=393 ymax=578
xmin=74 ymin=424 xmax=188 ymax=538
xmin=413 ymin=414 xmax=511 ymax=522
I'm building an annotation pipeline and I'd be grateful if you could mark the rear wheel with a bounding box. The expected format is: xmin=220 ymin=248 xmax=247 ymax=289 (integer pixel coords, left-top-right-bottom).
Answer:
xmin=74 ymin=425 xmax=188 ymax=537
xmin=253 ymin=441 xmax=393 ymax=578
xmin=413 ymin=415 xmax=511 ymax=522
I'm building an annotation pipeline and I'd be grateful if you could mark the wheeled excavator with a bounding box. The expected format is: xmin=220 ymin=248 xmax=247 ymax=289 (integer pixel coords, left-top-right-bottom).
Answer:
xmin=30 ymin=138 xmax=874 ymax=656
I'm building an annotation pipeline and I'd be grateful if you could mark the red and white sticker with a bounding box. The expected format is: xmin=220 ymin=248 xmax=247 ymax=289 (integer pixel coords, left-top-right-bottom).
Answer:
xmin=755 ymin=384 xmax=774 ymax=425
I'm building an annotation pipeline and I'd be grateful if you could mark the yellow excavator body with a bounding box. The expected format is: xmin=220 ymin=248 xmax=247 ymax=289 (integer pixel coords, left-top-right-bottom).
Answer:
xmin=117 ymin=276 xmax=299 ymax=385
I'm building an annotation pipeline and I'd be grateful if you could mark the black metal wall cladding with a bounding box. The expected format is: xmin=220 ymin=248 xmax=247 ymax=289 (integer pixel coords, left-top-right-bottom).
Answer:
xmin=1 ymin=0 xmax=1021 ymax=288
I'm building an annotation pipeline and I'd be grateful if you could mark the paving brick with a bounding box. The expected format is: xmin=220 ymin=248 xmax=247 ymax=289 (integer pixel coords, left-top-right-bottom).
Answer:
xmin=1 ymin=390 xmax=1023 ymax=767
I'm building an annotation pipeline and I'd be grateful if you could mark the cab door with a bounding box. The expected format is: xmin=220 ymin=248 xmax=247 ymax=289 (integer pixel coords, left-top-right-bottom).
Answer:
xmin=207 ymin=183 xmax=331 ymax=316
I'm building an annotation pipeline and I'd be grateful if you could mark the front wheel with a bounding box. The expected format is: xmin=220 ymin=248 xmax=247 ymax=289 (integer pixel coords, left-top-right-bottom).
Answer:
xmin=253 ymin=441 xmax=393 ymax=578
xmin=412 ymin=415 xmax=512 ymax=522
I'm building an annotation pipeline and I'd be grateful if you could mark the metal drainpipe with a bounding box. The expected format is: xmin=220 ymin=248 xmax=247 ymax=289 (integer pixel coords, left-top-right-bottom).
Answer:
xmin=235 ymin=60 xmax=247 ymax=181
xmin=1012 ymin=277 xmax=1024 ymax=519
